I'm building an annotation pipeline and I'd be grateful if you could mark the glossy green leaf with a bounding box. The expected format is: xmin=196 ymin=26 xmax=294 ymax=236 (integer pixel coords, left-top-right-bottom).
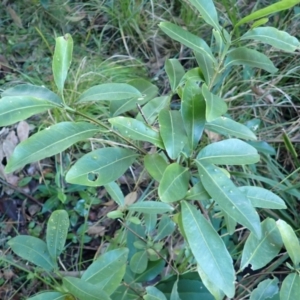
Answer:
xmin=8 ymin=236 xmax=55 ymax=271
xmin=2 ymin=84 xmax=62 ymax=105
xmin=241 ymin=27 xmax=300 ymax=52
xmin=251 ymin=18 xmax=269 ymax=29
xmin=130 ymin=251 xmax=148 ymax=274
xmin=159 ymin=163 xmax=190 ymax=203
xmin=104 ymin=182 xmax=125 ymax=207
xmin=276 ymin=219 xmax=300 ymax=266
xmin=241 ymin=218 xmax=282 ymax=270
xmin=144 ymin=154 xmax=168 ymax=182
xmin=46 ymin=210 xmax=69 ymax=260
xmin=144 ymin=286 xmax=167 ymax=300
xmin=180 ymin=67 xmax=203 ymax=84
xmin=77 ymin=83 xmax=142 ymax=102
xmin=181 ymin=80 xmax=206 ymax=149
xmin=194 ymin=51 xmax=215 ymax=85
xmin=196 ymin=161 xmax=261 ymax=238
xmin=128 ymin=201 xmax=174 ymax=214
xmin=280 ymin=273 xmax=300 ymax=300
xmin=0 ymin=96 xmax=59 ymax=126
xmin=165 ymin=59 xmax=185 ymax=92
xmin=159 ymin=22 xmax=215 ymax=64
xmin=223 ymin=212 xmax=237 ymax=235
xmin=109 ymin=117 xmax=164 ymax=148
xmin=111 ymin=285 xmax=141 ymax=300
xmin=197 ymin=138 xmax=260 ymax=165
xmin=27 ymin=292 xmax=66 ymax=300
xmin=5 ymin=122 xmax=99 ymax=173
xmin=158 ymin=109 xmax=188 ymax=159
xmin=170 ymin=279 xmax=181 ymax=300
xmin=206 ymin=116 xmax=257 ymax=140
xmin=185 ymin=181 xmax=210 ymax=201
xmin=66 ymin=147 xmax=138 ymax=187
xmin=136 ymin=96 xmax=170 ymax=125
xmin=52 ymin=34 xmax=73 ymax=93
xmin=225 ymin=47 xmax=278 ymax=73
xmin=188 ymin=0 xmax=221 ymax=31
xmin=154 ymin=214 xmax=176 ymax=241
xmin=247 ymin=141 xmax=276 ymax=155
xmin=250 ymin=278 xmax=279 ymax=300
xmin=144 ymin=213 xmax=157 ymax=233
xmin=63 ymin=277 xmax=111 ymax=300
xmin=181 ymin=201 xmax=235 ymax=298
xmin=239 ymin=186 xmax=286 ymax=209
xmin=134 ymin=259 xmax=165 ymax=283
xmin=82 ymin=248 xmax=128 ymax=295
xmin=202 ymin=84 xmax=227 ymax=121
xmin=236 ymin=0 xmax=300 ymax=27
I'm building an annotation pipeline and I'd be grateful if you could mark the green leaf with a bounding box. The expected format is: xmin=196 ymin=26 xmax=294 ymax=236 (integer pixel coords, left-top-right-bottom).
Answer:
xmin=241 ymin=27 xmax=300 ymax=52
xmin=196 ymin=161 xmax=261 ymax=238
xmin=194 ymin=51 xmax=215 ymax=85
xmin=280 ymin=273 xmax=300 ymax=300
xmin=0 ymin=96 xmax=59 ymax=127
xmin=180 ymin=67 xmax=203 ymax=84
xmin=109 ymin=117 xmax=164 ymax=148
xmin=46 ymin=210 xmax=69 ymax=261
xmin=159 ymin=22 xmax=216 ymax=65
xmin=251 ymin=18 xmax=269 ymax=29
xmin=165 ymin=59 xmax=185 ymax=92
xmin=128 ymin=201 xmax=174 ymax=214
xmin=144 ymin=213 xmax=157 ymax=233
xmin=154 ymin=214 xmax=176 ymax=241
xmin=27 ymin=292 xmax=66 ymax=300
xmin=144 ymin=154 xmax=168 ymax=182
xmin=77 ymin=83 xmax=142 ymax=102
xmin=276 ymin=219 xmax=300 ymax=266
xmin=188 ymin=0 xmax=221 ymax=31
xmin=2 ymin=84 xmax=62 ymax=105
xmin=7 ymin=236 xmax=55 ymax=271
xmin=225 ymin=47 xmax=278 ymax=73
xmin=239 ymin=186 xmax=287 ymax=209
xmin=240 ymin=218 xmax=282 ymax=270
xmin=5 ymin=122 xmax=99 ymax=173
xmin=202 ymin=84 xmax=227 ymax=122
xmin=170 ymin=279 xmax=181 ymax=300
xmin=134 ymin=260 xmax=165 ymax=283
xmin=236 ymin=0 xmax=300 ymax=27
xmin=66 ymin=147 xmax=138 ymax=187
xmin=136 ymin=96 xmax=170 ymax=125
xmin=185 ymin=181 xmax=210 ymax=201
xmin=158 ymin=109 xmax=188 ymax=159
xmin=159 ymin=163 xmax=190 ymax=203
xmin=181 ymin=201 xmax=235 ymax=298
xmin=206 ymin=116 xmax=257 ymax=140
xmin=82 ymin=248 xmax=128 ymax=295
xmin=144 ymin=286 xmax=167 ymax=300
xmin=130 ymin=251 xmax=148 ymax=274
xmin=52 ymin=34 xmax=73 ymax=93
xmin=181 ymin=80 xmax=206 ymax=149
xmin=63 ymin=277 xmax=111 ymax=300
xmin=250 ymin=278 xmax=279 ymax=300
xmin=197 ymin=138 xmax=260 ymax=165
xmin=104 ymin=182 xmax=125 ymax=207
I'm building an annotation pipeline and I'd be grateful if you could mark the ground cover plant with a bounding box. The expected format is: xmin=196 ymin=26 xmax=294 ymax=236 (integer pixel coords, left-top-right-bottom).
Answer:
xmin=1 ymin=0 xmax=300 ymax=299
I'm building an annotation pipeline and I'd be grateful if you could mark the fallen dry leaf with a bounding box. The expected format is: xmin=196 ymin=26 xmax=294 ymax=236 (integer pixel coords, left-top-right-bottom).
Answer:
xmin=87 ymin=225 xmax=106 ymax=237
xmin=6 ymin=5 xmax=23 ymax=28
xmin=124 ymin=191 xmax=138 ymax=206
xmin=17 ymin=121 xmax=30 ymax=142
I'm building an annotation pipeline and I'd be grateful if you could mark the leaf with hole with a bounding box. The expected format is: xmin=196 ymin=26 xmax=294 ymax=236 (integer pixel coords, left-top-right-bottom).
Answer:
xmin=5 ymin=122 xmax=99 ymax=173
xmin=66 ymin=147 xmax=138 ymax=187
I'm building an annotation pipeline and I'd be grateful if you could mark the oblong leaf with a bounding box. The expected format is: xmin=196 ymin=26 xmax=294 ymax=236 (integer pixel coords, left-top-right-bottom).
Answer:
xmin=5 ymin=122 xmax=99 ymax=173
xmin=276 ymin=219 xmax=300 ymax=266
xmin=128 ymin=201 xmax=174 ymax=214
xmin=130 ymin=251 xmax=148 ymax=274
xmin=181 ymin=201 xmax=235 ymax=298
xmin=202 ymin=84 xmax=227 ymax=122
xmin=158 ymin=163 xmax=190 ymax=203
xmin=158 ymin=109 xmax=188 ymax=159
xmin=196 ymin=161 xmax=261 ymax=238
xmin=109 ymin=117 xmax=164 ymax=148
xmin=28 ymin=292 xmax=66 ymax=300
xmin=66 ymin=147 xmax=138 ymax=187
xmin=225 ymin=47 xmax=278 ymax=73
xmin=250 ymin=278 xmax=279 ymax=300
xmin=144 ymin=286 xmax=167 ymax=300
xmin=154 ymin=214 xmax=176 ymax=241
xmin=165 ymin=59 xmax=185 ymax=92
xmin=144 ymin=154 xmax=168 ymax=182
xmin=185 ymin=181 xmax=210 ymax=201
xmin=46 ymin=210 xmax=69 ymax=260
xmin=8 ymin=236 xmax=55 ymax=271
xmin=0 ymin=96 xmax=59 ymax=127
xmin=206 ymin=116 xmax=257 ymax=140
xmin=194 ymin=51 xmax=214 ymax=85
xmin=239 ymin=186 xmax=286 ymax=209
xmin=77 ymin=83 xmax=142 ymax=102
xmin=280 ymin=273 xmax=300 ymax=300
xmin=52 ymin=34 xmax=73 ymax=93
xmin=2 ymin=84 xmax=62 ymax=105
xmin=241 ymin=27 xmax=300 ymax=52
xmin=104 ymin=182 xmax=125 ymax=207
xmin=240 ymin=218 xmax=282 ymax=270
xmin=197 ymin=138 xmax=260 ymax=165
